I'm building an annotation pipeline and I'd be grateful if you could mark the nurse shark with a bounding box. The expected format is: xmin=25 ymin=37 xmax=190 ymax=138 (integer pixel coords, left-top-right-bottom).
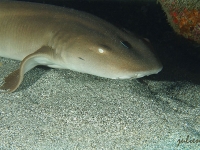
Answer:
xmin=0 ymin=1 xmax=162 ymax=92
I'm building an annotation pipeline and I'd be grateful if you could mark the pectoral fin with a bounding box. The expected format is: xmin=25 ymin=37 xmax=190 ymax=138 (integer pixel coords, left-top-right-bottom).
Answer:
xmin=0 ymin=46 xmax=55 ymax=93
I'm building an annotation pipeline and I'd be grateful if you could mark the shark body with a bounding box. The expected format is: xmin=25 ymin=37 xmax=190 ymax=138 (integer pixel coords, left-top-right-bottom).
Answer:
xmin=0 ymin=1 xmax=162 ymax=92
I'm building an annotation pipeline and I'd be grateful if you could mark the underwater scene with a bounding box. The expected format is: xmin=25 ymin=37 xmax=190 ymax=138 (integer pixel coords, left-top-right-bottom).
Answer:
xmin=0 ymin=0 xmax=199 ymax=149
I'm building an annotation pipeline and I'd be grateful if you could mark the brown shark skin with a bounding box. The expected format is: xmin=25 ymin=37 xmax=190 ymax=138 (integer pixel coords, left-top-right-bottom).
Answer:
xmin=0 ymin=1 xmax=162 ymax=92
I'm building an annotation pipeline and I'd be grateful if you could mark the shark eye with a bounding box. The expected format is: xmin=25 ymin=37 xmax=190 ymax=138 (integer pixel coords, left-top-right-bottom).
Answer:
xmin=120 ymin=41 xmax=132 ymax=49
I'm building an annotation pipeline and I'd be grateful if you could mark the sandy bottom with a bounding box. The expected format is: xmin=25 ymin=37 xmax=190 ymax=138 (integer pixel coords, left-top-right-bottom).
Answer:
xmin=0 ymin=1 xmax=200 ymax=150
xmin=0 ymin=54 xmax=199 ymax=150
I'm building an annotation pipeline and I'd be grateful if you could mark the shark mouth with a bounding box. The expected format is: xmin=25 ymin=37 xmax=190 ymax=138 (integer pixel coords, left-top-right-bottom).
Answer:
xmin=112 ymin=67 xmax=163 ymax=79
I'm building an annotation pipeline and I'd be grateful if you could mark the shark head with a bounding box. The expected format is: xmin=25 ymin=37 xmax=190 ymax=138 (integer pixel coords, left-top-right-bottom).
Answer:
xmin=58 ymin=26 xmax=163 ymax=79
